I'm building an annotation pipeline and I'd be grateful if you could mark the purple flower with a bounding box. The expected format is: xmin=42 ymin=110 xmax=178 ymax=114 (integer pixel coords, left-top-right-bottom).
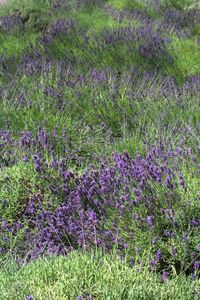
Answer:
xmin=161 ymin=271 xmax=169 ymax=282
xmin=182 ymin=232 xmax=189 ymax=243
xmin=156 ymin=249 xmax=162 ymax=262
xmin=26 ymin=296 xmax=34 ymax=300
xmin=22 ymin=156 xmax=29 ymax=162
xmin=146 ymin=215 xmax=154 ymax=229
xmin=123 ymin=243 xmax=128 ymax=249
xmin=190 ymin=219 xmax=199 ymax=227
xmin=178 ymin=173 xmax=186 ymax=190
xmin=171 ymin=246 xmax=177 ymax=257
xmin=150 ymin=258 xmax=157 ymax=268
xmin=193 ymin=261 xmax=199 ymax=271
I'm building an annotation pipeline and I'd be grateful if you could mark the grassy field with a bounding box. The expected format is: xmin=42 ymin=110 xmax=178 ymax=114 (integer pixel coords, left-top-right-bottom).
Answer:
xmin=0 ymin=0 xmax=200 ymax=299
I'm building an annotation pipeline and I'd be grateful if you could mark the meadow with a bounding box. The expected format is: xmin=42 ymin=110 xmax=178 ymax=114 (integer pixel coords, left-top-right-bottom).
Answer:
xmin=0 ymin=0 xmax=200 ymax=298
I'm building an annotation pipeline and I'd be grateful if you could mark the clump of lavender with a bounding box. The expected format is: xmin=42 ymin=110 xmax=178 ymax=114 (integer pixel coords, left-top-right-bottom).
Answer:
xmin=0 ymin=14 xmax=24 ymax=33
xmin=40 ymin=18 xmax=77 ymax=51
xmin=162 ymin=8 xmax=200 ymax=34
xmin=137 ymin=25 xmax=173 ymax=64
xmin=99 ymin=27 xmax=135 ymax=46
xmin=0 ymin=139 xmax=199 ymax=277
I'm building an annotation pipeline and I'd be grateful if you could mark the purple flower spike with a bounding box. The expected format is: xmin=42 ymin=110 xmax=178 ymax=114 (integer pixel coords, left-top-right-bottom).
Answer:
xmin=26 ymin=296 xmax=34 ymax=300
xmin=146 ymin=215 xmax=154 ymax=229
xmin=190 ymin=219 xmax=199 ymax=227
xmin=193 ymin=261 xmax=200 ymax=271
xmin=150 ymin=258 xmax=157 ymax=268
xmin=161 ymin=271 xmax=169 ymax=282
xmin=156 ymin=249 xmax=162 ymax=262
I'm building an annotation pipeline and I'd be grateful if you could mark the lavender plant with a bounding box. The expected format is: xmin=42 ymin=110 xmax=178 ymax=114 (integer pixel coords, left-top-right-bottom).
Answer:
xmin=0 ymin=137 xmax=199 ymax=278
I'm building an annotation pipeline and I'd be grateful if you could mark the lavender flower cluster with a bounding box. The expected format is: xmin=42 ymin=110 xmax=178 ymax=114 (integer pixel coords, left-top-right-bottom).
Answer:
xmin=2 ymin=59 xmax=199 ymax=116
xmin=162 ymin=9 xmax=200 ymax=33
xmin=0 ymin=14 xmax=24 ymax=33
xmin=0 ymin=128 xmax=200 ymax=277
xmin=136 ymin=25 xmax=171 ymax=63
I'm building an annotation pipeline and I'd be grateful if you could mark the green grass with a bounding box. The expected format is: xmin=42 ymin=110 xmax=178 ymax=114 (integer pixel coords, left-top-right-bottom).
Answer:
xmin=108 ymin=0 xmax=145 ymax=10
xmin=167 ymin=36 xmax=200 ymax=80
xmin=0 ymin=0 xmax=50 ymax=14
xmin=0 ymin=33 xmax=38 ymax=58
xmin=160 ymin=0 xmax=199 ymax=10
xmin=0 ymin=162 xmax=36 ymax=221
xmin=0 ymin=250 xmax=200 ymax=300
xmin=70 ymin=8 xmax=129 ymax=34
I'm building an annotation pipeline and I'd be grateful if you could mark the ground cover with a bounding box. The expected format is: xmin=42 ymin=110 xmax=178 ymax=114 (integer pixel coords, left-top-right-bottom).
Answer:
xmin=0 ymin=0 xmax=200 ymax=299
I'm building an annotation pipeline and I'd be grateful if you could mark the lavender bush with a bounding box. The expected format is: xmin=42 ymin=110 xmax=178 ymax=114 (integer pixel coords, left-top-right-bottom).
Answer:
xmin=0 ymin=136 xmax=200 ymax=278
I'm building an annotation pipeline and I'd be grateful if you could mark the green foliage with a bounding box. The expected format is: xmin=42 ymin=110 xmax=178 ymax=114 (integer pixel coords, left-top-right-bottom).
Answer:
xmin=0 ymin=0 xmax=51 ymax=13
xmin=0 ymin=251 xmax=200 ymax=299
xmin=70 ymin=8 xmax=127 ymax=34
xmin=0 ymin=162 xmax=37 ymax=221
xmin=108 ymin=0 xmax=145 ymax=10
xmin=0 ymin=32 xmax=38 ymax=58
xmin=160 ymin=0 xmax=199 ymax=10
xmin=167 ymin=36 xmax=200 ymax=80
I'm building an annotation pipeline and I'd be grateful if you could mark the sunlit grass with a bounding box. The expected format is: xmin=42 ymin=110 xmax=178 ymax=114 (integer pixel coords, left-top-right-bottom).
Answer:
xmin=0 ymin=32 xmax=38 ymax=57
xmin=167 ymin=36 xmax=200 ymax=79
xmin=0 ymin=250 xmax=199 ymax=300
xmin=108 ymin=0 xmax=145 ymax=10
